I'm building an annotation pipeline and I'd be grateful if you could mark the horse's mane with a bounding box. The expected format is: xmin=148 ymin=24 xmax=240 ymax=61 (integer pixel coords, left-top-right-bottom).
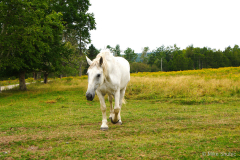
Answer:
xmin=89 ymin=49 xmax=113 ymax=77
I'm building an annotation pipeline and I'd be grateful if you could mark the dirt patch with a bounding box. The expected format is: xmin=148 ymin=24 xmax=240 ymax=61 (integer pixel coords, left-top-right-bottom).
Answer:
xmin=0 ymin=135 xmax=28 ymax=144
xmin=45 ymin=100 xmax=57 ymax=103
xmin=27 ymin=146 xmax=39 ymax=152
xmin=0 ymin=125 xmax=101 ymax=145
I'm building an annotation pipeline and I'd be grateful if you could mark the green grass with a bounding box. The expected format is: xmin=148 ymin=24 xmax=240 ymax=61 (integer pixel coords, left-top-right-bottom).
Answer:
xmin=0 ymin=78 xmax=240 ymax=159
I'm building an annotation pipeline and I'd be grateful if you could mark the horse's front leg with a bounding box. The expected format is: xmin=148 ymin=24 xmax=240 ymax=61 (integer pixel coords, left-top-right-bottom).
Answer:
xmin=111 ymin=89 xmax=121 ymax=123
xmin=96 ymin=90 xmax=108 ymax=130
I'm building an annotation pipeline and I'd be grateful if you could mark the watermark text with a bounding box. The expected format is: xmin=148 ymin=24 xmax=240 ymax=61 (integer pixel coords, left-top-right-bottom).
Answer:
xmin=202 ymin=151 xmax=236 ymax=157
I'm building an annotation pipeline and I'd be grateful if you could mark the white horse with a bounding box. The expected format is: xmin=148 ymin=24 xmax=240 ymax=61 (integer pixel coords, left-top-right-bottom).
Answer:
xmin=86 ymin=49 xmax=130 ymax=130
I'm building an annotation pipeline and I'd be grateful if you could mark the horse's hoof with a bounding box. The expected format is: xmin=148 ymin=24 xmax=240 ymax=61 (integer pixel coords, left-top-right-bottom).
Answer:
xmin=100 ymin=127 xmax=109 ymax=131
xmin=110 ymin=117 xmax=119 ymax=124
xmin=116 ymin=121 xmax=122 ymax=125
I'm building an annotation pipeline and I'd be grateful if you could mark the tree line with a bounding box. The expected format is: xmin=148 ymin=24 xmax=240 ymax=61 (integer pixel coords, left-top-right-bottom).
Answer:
xmin=93 ymin=44 xmax=240 ymax=73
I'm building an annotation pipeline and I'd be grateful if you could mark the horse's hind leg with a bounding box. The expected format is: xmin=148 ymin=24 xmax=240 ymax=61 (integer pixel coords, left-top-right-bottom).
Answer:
xmin=108 ymin=94 xmax=114 ymax=119
xmin=111 ymin=89 xmax=121 ymax=123
xmin=118 ymin=87 xmax=126 ymax=125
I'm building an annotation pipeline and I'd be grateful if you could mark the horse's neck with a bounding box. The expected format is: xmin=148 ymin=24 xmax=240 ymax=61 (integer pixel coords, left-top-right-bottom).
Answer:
xmin=103 ymin=61 xmax=110 ymax=82
xmin=103 ymin=57 xmax=114 ymax=83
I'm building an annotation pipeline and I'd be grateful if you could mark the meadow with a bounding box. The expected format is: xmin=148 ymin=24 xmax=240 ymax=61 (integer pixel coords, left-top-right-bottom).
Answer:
xmin=0 ymin=67 xmax=240 ymax=159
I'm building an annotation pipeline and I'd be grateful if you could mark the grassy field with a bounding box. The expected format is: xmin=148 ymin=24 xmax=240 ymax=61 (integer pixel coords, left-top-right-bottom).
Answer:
xmin=0 ymin=67 xmax=240 ymax=159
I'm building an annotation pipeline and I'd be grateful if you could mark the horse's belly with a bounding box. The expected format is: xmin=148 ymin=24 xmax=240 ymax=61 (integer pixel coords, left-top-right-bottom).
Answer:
xmin=120 ymin=73 xmax=130 ymax=89
xmin=116 ymin=57 xmax=130 ymax=89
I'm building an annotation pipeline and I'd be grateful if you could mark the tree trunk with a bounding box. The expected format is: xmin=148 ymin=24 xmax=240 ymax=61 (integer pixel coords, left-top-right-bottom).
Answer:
xmin=79 ymin=31 xmax=82 ymax=77
xmin=79 ymin=61 xmax=82 ymax=77
xmin=33 ymin=72 xmax=37 ymax=80
xmin=59 ymin=74 xmax=62 ymax=79
xmin=44 ymin=72 xmax=48 ymax=84
xmin=37 ymin=72 xmax=41 ymax=79
xmin=19 ymin=71 xmax=27 ymax=91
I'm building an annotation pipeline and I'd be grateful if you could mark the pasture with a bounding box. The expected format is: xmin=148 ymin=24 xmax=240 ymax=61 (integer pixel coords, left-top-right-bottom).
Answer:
xmin=0 ymin=67 xmax=240 ymax=159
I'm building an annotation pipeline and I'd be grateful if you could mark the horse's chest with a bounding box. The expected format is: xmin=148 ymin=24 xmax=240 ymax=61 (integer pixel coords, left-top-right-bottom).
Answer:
xmin=98 ymin=82 xmax=118 ymax=95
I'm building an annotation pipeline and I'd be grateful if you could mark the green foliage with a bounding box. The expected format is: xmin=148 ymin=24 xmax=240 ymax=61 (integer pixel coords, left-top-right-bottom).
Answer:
xmin=0 ymin=0 xmax=64 ymax=71
xmin=150 ymin=64 xmax=160 ymax=72
xmin=146 ymin=44 xmax=240 ymax=72
xmin=114 ymin=44 xmax=121 ymax=56
xmin=140 ymin=46 xmax=149 ymax=63
xmin=50 ymin=0 xmax=96 ymax=76
xmin=0 ymin=0 xmax=96 ymax=88
xmin=106 ymin=44 xmax=121 ymax=56
xmin=168 ymin=52 xmax=193 ymax=71
xmin=130 ymin=62 xmax=151 ymax=73
xmin=51 ymin=0 xmax=96 ymax=45
xmin=123 ymin=47 xmax=138 ymax=62
xmin=87 ymin=44 xmax=100 ymax=60
xmin=83 ymin=44 xmax=100 ymax=74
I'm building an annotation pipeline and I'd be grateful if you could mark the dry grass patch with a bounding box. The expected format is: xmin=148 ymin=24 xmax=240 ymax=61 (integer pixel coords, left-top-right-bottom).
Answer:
xmin=126 ymin=75 xmax=240 ymax=101
xmin=45 ymin=100 xmax=57 ymax=104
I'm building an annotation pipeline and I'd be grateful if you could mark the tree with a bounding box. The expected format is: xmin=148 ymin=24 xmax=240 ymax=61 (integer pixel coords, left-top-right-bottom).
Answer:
xmin=106 ymin=44 xmax=121 ymax=56
xmin=167 ymin=47 xmax=195 ymax=71
xmin=41 ymin=40 xmax=74 ymax=83
xmin=123 ymin=48 xmax=138 ymax=63
xmin=113 ymin=44 xmax=121 ymax=56
xmin=140 ymin=47 xmax=149 ymax=63
xmin=106 ymin=45 xmax=113 ymax=52
xmin=147 ymin=52 xmax=156 ymax=67
xmin=223 ymin=46 xmax=233 ymax=66
xmin=193 ymin=47 xmax=204 ymax=69
xmin=0 ymin=0 xmax=64 ymax=90
xmin=51 ymin=0 xmax=96 ymax=76
xmin=232 ymin=45 xmax=240 ymax=66
xmin=87 ymin=44 xmax=100 ymax=60
xmin=185 ymin=45 xmax=195 ymax=68
xmin=57 ymin=30 xmax=81 ymax=78
xmin=152 ymin=45 xmax=167 ymax=71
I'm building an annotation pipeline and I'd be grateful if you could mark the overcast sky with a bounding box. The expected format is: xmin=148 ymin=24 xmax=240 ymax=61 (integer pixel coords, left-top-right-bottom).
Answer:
xmin=88 ymin=0 xmax=240 ymax=53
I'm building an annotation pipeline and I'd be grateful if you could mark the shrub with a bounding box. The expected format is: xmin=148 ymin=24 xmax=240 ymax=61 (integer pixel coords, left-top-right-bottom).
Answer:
xmin=130 ymin=62 xmax=151 ymax=73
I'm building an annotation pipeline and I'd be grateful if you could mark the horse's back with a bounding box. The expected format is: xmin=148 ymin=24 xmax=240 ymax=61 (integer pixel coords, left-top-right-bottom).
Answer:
xmin=114 ymin=57 xmax=130 ymax=89
xmin=115 ymin=56 xmax=130 ymax=70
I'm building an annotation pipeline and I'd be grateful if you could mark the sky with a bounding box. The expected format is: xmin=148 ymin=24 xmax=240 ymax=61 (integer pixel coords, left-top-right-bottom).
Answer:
xmin=88 ymin=0 xmax=240 ymax=53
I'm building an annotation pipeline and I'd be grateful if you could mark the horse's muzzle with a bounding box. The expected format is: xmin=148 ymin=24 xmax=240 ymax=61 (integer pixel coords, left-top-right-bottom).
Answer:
xmin=86 ymin=92 xmax=95 ymax=101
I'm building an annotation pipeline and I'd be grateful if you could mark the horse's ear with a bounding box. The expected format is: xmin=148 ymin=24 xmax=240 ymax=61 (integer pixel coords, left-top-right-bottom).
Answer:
xmin=99 ymin=57 xmax=103 ymax=67
xmin=86 ymin=56 xmax=92 ymax=65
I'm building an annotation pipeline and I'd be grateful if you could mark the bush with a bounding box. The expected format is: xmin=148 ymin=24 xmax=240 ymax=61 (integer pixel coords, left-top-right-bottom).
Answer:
xmin=130 ymin=62 xmax=151 ymax=73
xmin=150 ymin=65 xmax=160 ymax=72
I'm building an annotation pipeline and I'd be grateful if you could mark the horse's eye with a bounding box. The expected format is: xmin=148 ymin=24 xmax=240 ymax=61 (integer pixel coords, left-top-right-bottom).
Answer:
xmin=97 ymin=74 xmax=101 ymax=78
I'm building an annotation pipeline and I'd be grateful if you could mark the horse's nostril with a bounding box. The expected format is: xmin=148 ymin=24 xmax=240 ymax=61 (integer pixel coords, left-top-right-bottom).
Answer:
xmin=86 ymin=92 xmax=94 ymax=101
xmin=86 ymin=93 xmax=91 ymax=98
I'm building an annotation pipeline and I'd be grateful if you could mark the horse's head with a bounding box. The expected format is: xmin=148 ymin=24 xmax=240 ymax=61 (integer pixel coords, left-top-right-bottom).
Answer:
xmin=85 ymin=56 xmax=105 ymax=101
